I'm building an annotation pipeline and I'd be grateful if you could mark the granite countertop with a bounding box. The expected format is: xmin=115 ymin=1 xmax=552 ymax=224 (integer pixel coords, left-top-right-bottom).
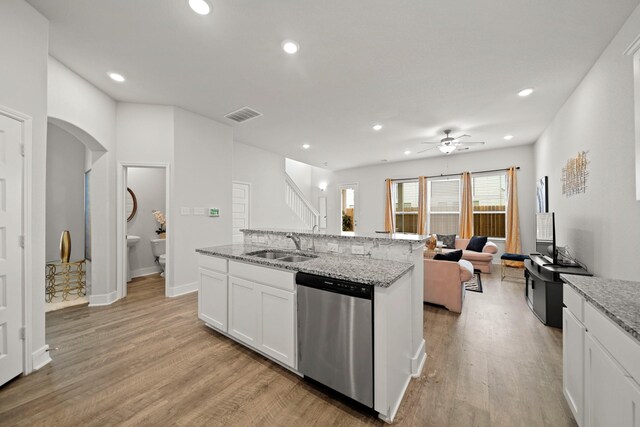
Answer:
xmin=196 ymin=244 xmax=414 ymax=288
xmin=241 ymin=228 xmax=429 ymax=244
xmin=561 ymin=275 xmax=640 ymax=343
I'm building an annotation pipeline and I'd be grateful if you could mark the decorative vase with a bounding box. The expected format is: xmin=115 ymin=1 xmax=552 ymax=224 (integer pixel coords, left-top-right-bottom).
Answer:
xmin=60 ymin=230 xmax=71 ymax=263
xmin=158 ymin=232 xmax=166 ymax=240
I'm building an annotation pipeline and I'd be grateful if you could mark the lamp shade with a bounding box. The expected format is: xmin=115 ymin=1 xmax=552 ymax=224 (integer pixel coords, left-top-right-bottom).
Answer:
xmin=439 ymin=145 xmax=456 ymax=154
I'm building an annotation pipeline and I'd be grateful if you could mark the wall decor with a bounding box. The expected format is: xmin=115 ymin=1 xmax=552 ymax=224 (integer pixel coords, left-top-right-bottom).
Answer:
xmin=84 ymin=170 xmax=91 ymax=261
xmin=536 ymin=176 xmax=548 ymax=213
xmin=561 ymin=151 xmax=589 ymax=196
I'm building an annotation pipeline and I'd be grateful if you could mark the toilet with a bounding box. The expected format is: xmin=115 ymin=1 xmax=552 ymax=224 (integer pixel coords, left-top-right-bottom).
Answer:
xmin=150 ymin=238 xmax=166 ymax=277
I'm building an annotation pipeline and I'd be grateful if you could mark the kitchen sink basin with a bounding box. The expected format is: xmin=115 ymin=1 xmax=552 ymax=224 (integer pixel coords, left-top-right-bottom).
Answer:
xmin=248 ymin=250 xmax=292 ymax=259
xmin=277 ymin=255 xmax=317 ymax=263
xmin=245 ymin=250 xmax=318 ymax=262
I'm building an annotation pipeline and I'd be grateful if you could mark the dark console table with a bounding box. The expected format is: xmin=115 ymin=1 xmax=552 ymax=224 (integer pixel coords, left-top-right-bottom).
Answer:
xmin=525 ymin=254 xmax=592 ymax=328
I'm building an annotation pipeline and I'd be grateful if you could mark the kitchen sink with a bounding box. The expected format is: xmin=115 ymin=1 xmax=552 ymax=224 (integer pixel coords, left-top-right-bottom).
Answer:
xmin=278 ymin=255 xmax=317 ymax=263
xmin=245 ymin=250 xmax=318 ymax=262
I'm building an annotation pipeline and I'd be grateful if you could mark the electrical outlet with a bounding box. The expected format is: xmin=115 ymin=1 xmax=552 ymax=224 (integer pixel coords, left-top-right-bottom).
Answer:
xmin=328 ymin=242 xmax=339 ymax=253
xmin=181 ymin=207 xmax=191 ymax=216
xmin=351 ymin=245 xmax=365 ymax=255
xmin=251 ymin=235 xmax=259 ymax=243
xmin=258 ymin=236 xmax=266 ymax=243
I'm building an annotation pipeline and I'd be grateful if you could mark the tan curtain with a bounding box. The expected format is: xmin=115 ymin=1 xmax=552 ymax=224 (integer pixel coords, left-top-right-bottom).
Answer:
xmin=384 ymin=179 xmax=394 ymax=232
xmin=505 ymin=167 xmax=523 ymax=266
xmin=459 ymin=172 xmax=473 ymax=238
xmin=417 ymin=176 xmax=427 ymax=235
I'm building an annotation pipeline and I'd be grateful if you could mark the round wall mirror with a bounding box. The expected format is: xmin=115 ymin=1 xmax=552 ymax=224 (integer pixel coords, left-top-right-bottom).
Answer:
xmin=126 ymin=187 xmax=138 ymax=222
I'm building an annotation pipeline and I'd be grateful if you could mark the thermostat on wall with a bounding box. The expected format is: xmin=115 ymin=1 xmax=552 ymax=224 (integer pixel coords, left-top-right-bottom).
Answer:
xmin=208 ymin=208 xmax=220 ymax=217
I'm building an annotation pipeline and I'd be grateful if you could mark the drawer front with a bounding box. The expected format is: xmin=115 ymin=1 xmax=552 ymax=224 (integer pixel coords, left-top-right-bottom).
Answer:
xmin=585 ymin=302 xmax=640 ymax=384
xmin=563 ymin=283 xmax=584 ymax=322
xmin=198 ymin=254 xmax=228 ymax=274
xmin=229 ymin=260 xmax=295 ymax=292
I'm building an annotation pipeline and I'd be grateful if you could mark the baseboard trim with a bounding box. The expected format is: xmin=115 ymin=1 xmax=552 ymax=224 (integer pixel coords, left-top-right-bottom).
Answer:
xmin=131 ymin=266 xmax=162 ymax=278
xmin=32 ymin=345 xmax=52 ymax=371
xmin=378 ymin=373 xmax=412 ymax=424
xmin=88 ymin=291 xmax=118 ymax=306
xmin=411 ymin=339 xmax=426 ymax=377
xmin=167 ymin=281 xmax=198 ymax=297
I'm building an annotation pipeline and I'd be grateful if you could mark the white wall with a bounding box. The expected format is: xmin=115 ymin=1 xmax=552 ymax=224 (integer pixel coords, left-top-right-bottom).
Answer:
xmin=116 ymin=103 xmax=174 ymax=163
xmin=46 ymin=123 xmax=86 ymax=262
xmin=0 ymin=0 xmax=49 ymax=369
xmin=322 ymin=145 xmax=537 ymax=256
xmin=171 ymin=108 xmax=233 ymax=295
xmin=233 ymin=142 xmax=308 ymax=229
xmin=48 ymin=57 xmax=117 ymax=306
xmin=534 ymin=3 xmax=640 ymax=281
xmin=126 ymin=167 xmax=166 ymax=277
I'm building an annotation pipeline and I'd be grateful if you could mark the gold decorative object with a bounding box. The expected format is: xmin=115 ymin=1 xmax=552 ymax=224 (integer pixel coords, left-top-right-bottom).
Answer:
xmin=46 ymin=259 xmax=86 ymax=302
xmin=562 ymin=151 xmax=589 ymax=197
xmin=60 ymin=230 xmax=71 ymax=263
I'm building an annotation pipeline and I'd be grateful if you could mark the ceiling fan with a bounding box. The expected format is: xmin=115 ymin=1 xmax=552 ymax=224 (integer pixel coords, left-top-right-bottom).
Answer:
xmin=418 ymin=129 xmax=485 ymax=155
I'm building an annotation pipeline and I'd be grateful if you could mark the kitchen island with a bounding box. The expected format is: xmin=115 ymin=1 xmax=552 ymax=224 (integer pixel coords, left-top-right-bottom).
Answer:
xmin=196 ymin=230 xmax=426 ymax=423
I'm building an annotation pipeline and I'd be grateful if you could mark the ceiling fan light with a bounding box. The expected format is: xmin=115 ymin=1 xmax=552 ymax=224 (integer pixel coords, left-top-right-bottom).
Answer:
xmin=439 ymin=145 xmax=456 ymax=155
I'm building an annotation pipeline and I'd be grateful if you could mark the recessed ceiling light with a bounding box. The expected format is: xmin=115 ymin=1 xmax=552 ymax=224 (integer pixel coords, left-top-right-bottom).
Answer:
xmin=189 ymin=0 xmax=211 ymax=15
xmin=282 ymin=40 xmax=299 ymax=54
xmin=373 ymin=124 xmax=383 ymax=131
xmin=108 ymin=72 xmax=125 ymax=82
xmin=518 ymin=88 xmax=534 ymax=97
xmin=302 ymin=144 xmax=310 ymax=149
xmin=404 ymin=150 xmax=411 ymax=155
xmin=504 ymin=135 xmax=514 ymax=140
xmin=380 ymin=159 xmax=388 ymax=162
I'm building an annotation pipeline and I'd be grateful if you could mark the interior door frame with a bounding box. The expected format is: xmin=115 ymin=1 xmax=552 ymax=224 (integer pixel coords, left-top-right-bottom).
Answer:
xmin=0 ymin=104 xmax=34 ymax=375
xmin=232 ymin=181 xmax=251 ymax=243
xmin=117 ymin=162 xmax=171 ymax=299
xmin=337 ymin=183 xmax=359 ymax=233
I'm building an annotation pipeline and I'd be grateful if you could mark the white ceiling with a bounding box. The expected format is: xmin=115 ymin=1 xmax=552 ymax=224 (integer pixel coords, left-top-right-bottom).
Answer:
xmin=28 ymin=0 xmax=640 ymax=170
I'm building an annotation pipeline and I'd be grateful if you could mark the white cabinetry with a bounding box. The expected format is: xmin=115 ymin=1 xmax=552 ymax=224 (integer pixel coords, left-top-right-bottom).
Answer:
xmin=198 ymin=255 xmax=228 ymax=332
xmin=198 ymin=255 xmax=297 ymax=369
xmin=563 ymin=307 xmax=584 ymax=425
xmin=563 ymin=283 xmax=640 ymax=427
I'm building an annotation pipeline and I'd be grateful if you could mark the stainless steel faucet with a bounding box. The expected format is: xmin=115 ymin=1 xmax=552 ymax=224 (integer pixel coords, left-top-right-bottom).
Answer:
xmin=286 ymin=233 xmax=302 ymax=251
xmin=310 ymin=224 xmax=319 ymax=252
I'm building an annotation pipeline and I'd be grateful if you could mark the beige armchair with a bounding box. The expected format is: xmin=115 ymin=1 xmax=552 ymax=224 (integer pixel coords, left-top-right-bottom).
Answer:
xmin=441 ymin=238 xmax=498 ymax=273
xmin=424 ymin=257 xmax=474 ymax=313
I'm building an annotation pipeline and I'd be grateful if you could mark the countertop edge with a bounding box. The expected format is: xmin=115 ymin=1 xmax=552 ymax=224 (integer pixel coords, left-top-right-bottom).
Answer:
xmin=561 ymin=275 xmax=640 ymax=344
xmin=196 ymin=247 xmax=414 ymax=288
xmin=240 ymin=228 xmax=428 ymax=244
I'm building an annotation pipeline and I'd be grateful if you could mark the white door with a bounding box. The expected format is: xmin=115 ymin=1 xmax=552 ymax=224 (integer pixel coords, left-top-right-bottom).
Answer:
xmin=0 ymin=114 xmax=24 ymax=386
xmin=232 ymin=182 xmax=250 ymax=244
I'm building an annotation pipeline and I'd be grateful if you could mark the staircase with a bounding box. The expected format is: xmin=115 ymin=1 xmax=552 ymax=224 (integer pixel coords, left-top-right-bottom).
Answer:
xmin=285 ymin=173 xmax=319 ymax=230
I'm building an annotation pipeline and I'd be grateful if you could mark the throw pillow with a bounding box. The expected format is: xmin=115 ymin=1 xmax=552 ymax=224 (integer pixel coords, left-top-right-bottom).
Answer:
xmin=436 ymin=233 xmax=456 ymax=249
xmin=433 ymin=249 xmax=463 ymax=262
xmin=466 ymin=236 xmax=488 ymax=252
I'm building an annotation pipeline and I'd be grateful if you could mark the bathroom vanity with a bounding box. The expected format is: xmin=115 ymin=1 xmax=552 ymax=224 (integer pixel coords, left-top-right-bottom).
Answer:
xmin=196 ymin=229 xmax=427 ymax=422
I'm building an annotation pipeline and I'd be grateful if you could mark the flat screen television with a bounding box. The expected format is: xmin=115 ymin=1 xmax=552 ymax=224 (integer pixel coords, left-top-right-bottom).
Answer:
xmin=536 ymin=212 xmax=557 ymax=265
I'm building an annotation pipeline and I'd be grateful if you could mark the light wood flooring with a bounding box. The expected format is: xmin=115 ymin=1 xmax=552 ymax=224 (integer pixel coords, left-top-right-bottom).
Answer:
xmin=0 ymin=272 xmax=576 ymax=426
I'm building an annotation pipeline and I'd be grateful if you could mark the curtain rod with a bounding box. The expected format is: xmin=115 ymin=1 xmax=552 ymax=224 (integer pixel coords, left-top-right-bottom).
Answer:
xmin=391 ymin=166 xmax=520 ymax=182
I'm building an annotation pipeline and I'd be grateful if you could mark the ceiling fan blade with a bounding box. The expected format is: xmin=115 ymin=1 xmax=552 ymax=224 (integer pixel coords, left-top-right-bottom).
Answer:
xmin=417 ymin=146 xmax=438 ymax=154
xmin=420 ymin=141 xmax=441 ymax=145
xmin=454 ymin=134 xmax=471 ymax=140
xmin=456 ymin=141 xmax=485 ymax=146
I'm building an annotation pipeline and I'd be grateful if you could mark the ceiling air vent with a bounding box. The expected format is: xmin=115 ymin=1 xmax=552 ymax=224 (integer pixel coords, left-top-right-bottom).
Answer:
xmin=224 ymin=107 xmax=263 ymax=123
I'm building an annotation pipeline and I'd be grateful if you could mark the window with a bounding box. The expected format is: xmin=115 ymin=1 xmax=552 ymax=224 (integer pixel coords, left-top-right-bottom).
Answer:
xmin=472 ymin=173 xmax=506 ymax=238
xmin=427 ymin=178 xmax=460 ymax=235
xmin=393 ymin=180 xmax=419 ymax=233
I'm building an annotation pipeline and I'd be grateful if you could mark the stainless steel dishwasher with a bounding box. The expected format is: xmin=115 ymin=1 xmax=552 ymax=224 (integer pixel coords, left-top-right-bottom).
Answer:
xmin=296 ymin=272 xmax=373 ymax=408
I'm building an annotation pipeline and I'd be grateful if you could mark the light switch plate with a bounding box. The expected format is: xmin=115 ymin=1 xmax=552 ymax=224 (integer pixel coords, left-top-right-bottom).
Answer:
xmin=351 ymin=245 xmax=365 ymax=255
xmin=194 ymin=207 xmax=205 ymax=216
xmin=181 ymin=207 xmax=191 ymax=216
xmin=328 ymin=243 xmax=339 ymax=253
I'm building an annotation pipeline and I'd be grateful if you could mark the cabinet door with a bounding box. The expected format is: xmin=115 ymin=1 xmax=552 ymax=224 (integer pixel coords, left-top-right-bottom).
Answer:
xmin=584 ymin=333 xmax=639 ymax=427
xmin=256 ymin=283 xmax=296 ymax=368
xmin=228 ymin=277 xmax=259 ymax=347
xmin=563 ymin=308 xmax=585 ymax=426
xmin=198 ymin=268 xmax=228 ymax=332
